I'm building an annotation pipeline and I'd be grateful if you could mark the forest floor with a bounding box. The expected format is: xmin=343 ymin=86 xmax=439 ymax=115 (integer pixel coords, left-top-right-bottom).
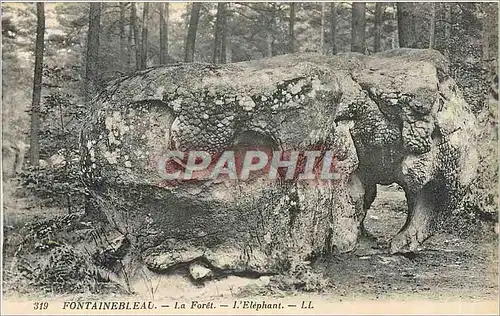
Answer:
xmin=2 ymin=184 xmax=499 ymax=314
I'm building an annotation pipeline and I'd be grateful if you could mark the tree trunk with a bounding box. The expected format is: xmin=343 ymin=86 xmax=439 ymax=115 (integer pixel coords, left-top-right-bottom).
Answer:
xmin=391 ymin=4 xmax=397 ymax=49
xmin=429 ymin=3 xmax=436 ymax=49
xmin=374 ymin=3 xmax=384 ymax=52
xmin=226 ymin=40 xmax=232 ymax=63
xmin=213 ymin=2 xmax=228 ymax=64
xmin=288 ymin=2 xmax=296 ymax=53
xmin=130 ymin=3 xmax=141 ymax=70
xmin=351 ymin=2 xmax=366 ymax=53
xmin=29 ymin=2 xmax=45 ymax=167
xmin=119 ymin=2 xmax=126 ymax=68
xmin=444 ymin=4 xmax=451 ymax=40
xmin=330 ymin=3 xmax=337 ymax=55
xmin=265 ymin=33 xmax=273 ymax=57
xmin=320 ymin=2 xmax=325 ymax=54
xmin=225 ymin=3 xmax=232 ymax=63
xmin=127 ymin=3 xmax=133 ymax=67
xmin=140 ymin=2 xmax=149 ymax=69
xmin=184 ymin=3 xmax=202 ymax=62
xmin=85 ymin=2 xmax=101 ymax=101
xmin=265 ymin=4 xmax=276 ymax=57
xmin=159 ymin=3 xmax=169 ymax=65
xmin=397 ymin=3 xmax=416 ymax=48
xmin=222 ymin=9 xmax=229 ymax=64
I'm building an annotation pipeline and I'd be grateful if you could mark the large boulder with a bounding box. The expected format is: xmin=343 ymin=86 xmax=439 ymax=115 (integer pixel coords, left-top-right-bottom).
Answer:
xmin=80 ymin=49 xmax=479 ymax=275
xmin=80 ymin=54 xmax=362 ymax=274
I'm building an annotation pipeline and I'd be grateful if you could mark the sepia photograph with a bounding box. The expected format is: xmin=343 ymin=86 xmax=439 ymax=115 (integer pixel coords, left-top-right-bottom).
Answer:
xmin=1 ymin=1 xmax=498 ymax=314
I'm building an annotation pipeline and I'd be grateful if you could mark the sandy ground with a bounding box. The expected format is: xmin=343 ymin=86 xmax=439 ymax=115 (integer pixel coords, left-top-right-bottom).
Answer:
xmin=2 ymin=185 xmax=499 ymax=315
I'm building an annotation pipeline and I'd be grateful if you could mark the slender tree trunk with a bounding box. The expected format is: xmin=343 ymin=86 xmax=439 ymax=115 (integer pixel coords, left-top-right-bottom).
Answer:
xmin=265 ymin=4 xmax=276 ymax=57
xmin=85 ymin=2 xmax=101 ymax=101
xmin=330 ymin=3 xmax=337 ymax=55
xmin=320 ymin=2 xmax=325 ymax=54
xmin=391 ymin=4 xmax=397 ymax=48
xmin=226 ymin=39 xmax=232 ymax=63
xmin=140 ymin=2 xmax=149 ymax=69
xmin=213 ymin=3 xmax=222 ymax=63
xmin=351 ymin=2 xmax=366 ymax=53
xmin=130 ymin=3 xmax=141 ymax=70
xmin=397 ymin=3 xmax=416 ymax=48
xmin=288 ymin=2 xmax=296 ymax=53
xmin=159 ymin=3 xmax=169 ymax=64
xmin=29 ymin=2 xmax=45 ymax=167
xmin=213 ymin=2 xmax=228 ymax=64
xmin=265 ymin=33 xmax=273 ymax=57
xmin=127 ymin=3 xmax=133 ymax=67
xmin=444 ymin=4 xmax=451 ymax=39
xmin=225 ymin=3 xmax=233 ymax=63
xmin=374 ymin=3 xmax=384 ymax=52
xmin=119 ymin=2 xmax=126 ymax=68
xmin=220 ymin=6 xmax=227 ymax=64
xmin=429 ymin=3 xmax=436 ymax=49
xmin=221 ymin=33 xmax=227 ymax=64
xmin=127 ymin=30 xmax=133 ymax=67
xmin=184 ymin=3 xmax=202 ymax=62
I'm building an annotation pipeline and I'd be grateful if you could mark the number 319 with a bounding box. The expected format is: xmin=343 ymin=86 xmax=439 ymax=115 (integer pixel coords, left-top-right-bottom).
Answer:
xmin=33 ymin=302 xmax=49 ymax=310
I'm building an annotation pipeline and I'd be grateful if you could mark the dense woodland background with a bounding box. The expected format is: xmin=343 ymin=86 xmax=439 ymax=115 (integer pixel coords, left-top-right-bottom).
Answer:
xmin=1 ymin=2 xmax=498 ymax=221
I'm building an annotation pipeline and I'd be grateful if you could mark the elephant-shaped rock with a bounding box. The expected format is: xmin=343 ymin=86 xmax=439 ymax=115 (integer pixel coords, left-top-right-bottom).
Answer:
xmin=80 ymin=49 xmax=478 ymax=275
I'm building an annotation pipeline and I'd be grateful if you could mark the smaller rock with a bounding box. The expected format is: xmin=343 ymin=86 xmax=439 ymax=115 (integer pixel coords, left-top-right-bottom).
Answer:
xmin=259 ymin=276 xmax=271 ymax=286
xmin=189 ymin=262 xmax=213 ymax=280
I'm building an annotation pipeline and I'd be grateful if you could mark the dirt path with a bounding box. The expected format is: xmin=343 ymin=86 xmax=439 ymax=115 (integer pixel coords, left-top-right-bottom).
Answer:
xmin=316 ymin=185 xmax=498 ymax=302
